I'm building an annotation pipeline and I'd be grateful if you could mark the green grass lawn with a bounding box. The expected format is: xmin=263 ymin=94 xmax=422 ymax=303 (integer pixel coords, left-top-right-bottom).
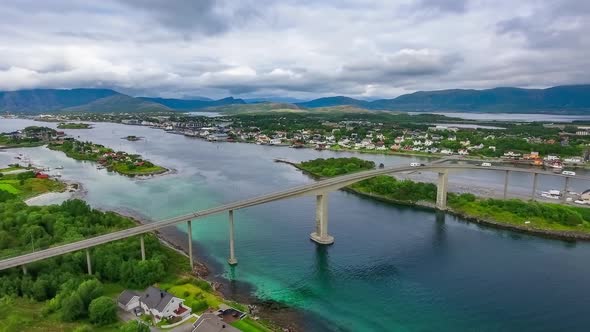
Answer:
xmin=231 ymin=317 xmax=273 ymax=332
xmin=0 ymin=176 xmax=66 ymax=199
xmin=111 ymin=163 xmax=167 ymax=176
xmin=10 ymin=177 xmax=65 ymax=199
xmin=0 ymin=182 xmax=20 ymax=194
xmin=0 ymin=165 xmax=29 ymax=173
xmin=159 ymin=279 xmax=222 ymax=314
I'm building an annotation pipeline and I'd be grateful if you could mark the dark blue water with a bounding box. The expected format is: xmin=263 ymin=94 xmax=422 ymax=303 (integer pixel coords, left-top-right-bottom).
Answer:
xmin=2 ymin=119 xmax=590 ymax=331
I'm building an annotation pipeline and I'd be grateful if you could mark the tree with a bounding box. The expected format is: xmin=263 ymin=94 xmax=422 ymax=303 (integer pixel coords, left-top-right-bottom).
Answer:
xmin=89 ymin=296 xmax=117 ymax=325
xmin=61 ymin=292 xmax=84 ymax=321
xmin=77 ymin=279 xmax=104 ymax=309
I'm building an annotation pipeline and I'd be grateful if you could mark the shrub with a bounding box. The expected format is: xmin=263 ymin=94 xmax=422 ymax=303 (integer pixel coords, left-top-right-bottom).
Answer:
xmin=88 ymin=296 xmax=117 ymax=325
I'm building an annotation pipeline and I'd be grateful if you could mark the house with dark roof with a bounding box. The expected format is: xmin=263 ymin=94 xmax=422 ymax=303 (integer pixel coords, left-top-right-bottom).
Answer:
xmin=117 ymin=286 xmax=191 ymax=323
xmin=117 ymin=290 xmax=140 ymax=312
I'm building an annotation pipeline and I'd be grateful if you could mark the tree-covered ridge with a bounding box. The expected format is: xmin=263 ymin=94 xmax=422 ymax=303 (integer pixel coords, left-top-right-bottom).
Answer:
xmin=448 ymin=194 xmax=590 ymax=232
xmin=57 ymin=122 xmax=91 ymax=129
xmin=350 ymin=175 xmax=437 ymax=203
xmin=0 ymin=195 xmax=175 ymax=330
xmin=48 ymin=139 xmax=167 ymax=176
xmin=298 ymin=157 xmax=375 ymax=177
xmin=0 ymin=197 xmax=130 ymax=258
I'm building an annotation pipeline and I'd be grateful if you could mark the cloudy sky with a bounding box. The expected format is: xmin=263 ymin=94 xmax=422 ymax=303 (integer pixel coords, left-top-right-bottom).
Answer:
xmin=0 ymin=0 xmax=588 ymax=100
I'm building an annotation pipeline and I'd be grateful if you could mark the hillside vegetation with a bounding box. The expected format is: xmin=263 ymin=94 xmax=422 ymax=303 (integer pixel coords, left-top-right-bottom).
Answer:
xmin=298 ymin=157 xmax=375 ymax=177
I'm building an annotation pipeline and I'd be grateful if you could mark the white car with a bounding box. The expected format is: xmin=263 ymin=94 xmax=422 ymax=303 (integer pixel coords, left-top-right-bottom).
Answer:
xmin=481 ymin=162 xmax=492 ymax=167
xmin=410 ymin=162 xmax=422 ymax=167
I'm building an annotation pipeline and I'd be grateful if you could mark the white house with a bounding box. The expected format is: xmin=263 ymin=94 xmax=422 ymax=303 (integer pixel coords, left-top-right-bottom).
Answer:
xmin=458 ymin=149 xmax=469 ymax=155
xmin=118 ymin=287 xmax=191 ymax=323
xmin=269 ymin=138 xmax=282 ymax=145
xmin=440 ymin=149 xmax=454 ymax=155
xmin=460 ymin=139 xmax=471 ymax=147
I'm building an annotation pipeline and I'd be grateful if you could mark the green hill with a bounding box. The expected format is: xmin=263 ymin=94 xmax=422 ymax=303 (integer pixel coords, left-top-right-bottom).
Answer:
xmin=204 ymin=102 xmax=303 ymax=114
xmin=61 ymin=94 xmax=171 ymax=113
xmin=0 ymin=88 xmax=119 ymax=113
xmin=139 ymin=96 xmax=245 ymax=110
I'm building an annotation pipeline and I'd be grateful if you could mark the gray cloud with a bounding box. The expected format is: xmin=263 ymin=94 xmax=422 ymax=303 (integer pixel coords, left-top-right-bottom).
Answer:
xmin=0 ymin=0 xmax=587 ymax=99
xmin=414 ymin=0 xmax=469 ymax=13
xmin=115 ymin=0 xmax=228 ymax=35
xmin=496 ymin=0 xmax=590 ymax=49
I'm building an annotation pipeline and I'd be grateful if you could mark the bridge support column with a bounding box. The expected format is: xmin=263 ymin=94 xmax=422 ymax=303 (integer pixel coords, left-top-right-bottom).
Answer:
xmin=187 ymin=221 xmax=194 ymax=270
xmin=562 ymin=177 xmax=570 ymax=202
xmin=503 ymin=170 xmax=510 ymax=199
xmin=22 ymin=265 xmax=27 ymax=275
xmin=228 ymin=210 xmax=238 ymax=265
xmin=310 ymin=194 xmax=334 ymax=245
xmin=86 ymin=249 xmax=92 ymax=275
xmin=531 ymin=173 xmax=538 ymax=200
xmin=436 ymin=171 xmax=448 ymax=210
xmin=140 ymin=235 xmax=145 ymax=261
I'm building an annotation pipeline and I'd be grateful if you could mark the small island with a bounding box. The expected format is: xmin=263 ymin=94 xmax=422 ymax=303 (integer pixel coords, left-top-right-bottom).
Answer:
xmin=297 ymin=157 xmax=376 ymax=177
xmin=0 ymin=126 xmax=58 ymax=149
xmin=48 ymin=139 xmax=167 ymax=176
xmin=291 ymin=157 xmax=590 ymax=240
xmin=123 ymin=135 xmax=143 ymax=141
xmin=57 ymin=122 xmax=92 ymax=129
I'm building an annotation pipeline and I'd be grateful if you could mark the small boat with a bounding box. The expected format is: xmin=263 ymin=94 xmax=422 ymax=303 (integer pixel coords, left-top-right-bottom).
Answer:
xmin=541 ymin=192 xmax=560 ymax=200
xmin=55 ymin=165 xmax=64 ymax=170
xmin=562 ymin=170 xmax=576 ymax=176
xmin=53 ymin=172 xmax=62 ymax=178
xmin=97 ymin=165 xmax=105 ymax=170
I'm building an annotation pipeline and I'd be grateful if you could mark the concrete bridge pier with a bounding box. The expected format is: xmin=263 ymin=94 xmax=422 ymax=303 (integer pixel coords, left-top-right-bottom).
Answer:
xmin=140 ymin=235 xmax=146 ymax=261
xmin=86 ymin=249 xmax=92 ymax=275
xmin=503 ymin=170 xmax=510 ymax=199
xmin=436 ymin=171 xmax=448 ymax=210
xmin=531 ymin=173 xmax=538 ymax=200
xmin=228 ymin=210 xmax=238 ymax=265
xmin=310 ymin=193 xmax=334 ymax=245
xmin=187 ymin=220 xmax=194 ymax=270
xmin=22 ymin=265 xmax=27 ymax=275
xmin=562 ymin=177 xmax=570 ymax=202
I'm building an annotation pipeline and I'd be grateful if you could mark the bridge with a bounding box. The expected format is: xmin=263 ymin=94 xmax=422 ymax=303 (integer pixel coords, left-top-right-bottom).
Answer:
xmin=3 ymin=162 xmax=589 ymax=274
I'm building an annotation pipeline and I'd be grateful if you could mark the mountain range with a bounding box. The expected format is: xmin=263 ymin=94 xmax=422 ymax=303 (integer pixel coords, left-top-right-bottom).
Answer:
xmin=1 ymin=84 xmax=589 ymax=114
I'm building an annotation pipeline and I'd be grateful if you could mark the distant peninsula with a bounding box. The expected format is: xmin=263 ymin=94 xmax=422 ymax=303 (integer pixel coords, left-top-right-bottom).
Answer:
xmin=57 ymin=122 xmax=92 ymax=129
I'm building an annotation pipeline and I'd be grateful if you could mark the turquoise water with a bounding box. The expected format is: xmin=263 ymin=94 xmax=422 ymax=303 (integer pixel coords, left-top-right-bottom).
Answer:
xmin=2 ymin=119 xmax=590 ymax=331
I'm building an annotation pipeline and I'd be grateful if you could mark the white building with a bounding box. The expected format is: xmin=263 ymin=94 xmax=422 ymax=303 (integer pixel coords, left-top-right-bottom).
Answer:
xmin=117 ymin=287 xmax=191 ymax=323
